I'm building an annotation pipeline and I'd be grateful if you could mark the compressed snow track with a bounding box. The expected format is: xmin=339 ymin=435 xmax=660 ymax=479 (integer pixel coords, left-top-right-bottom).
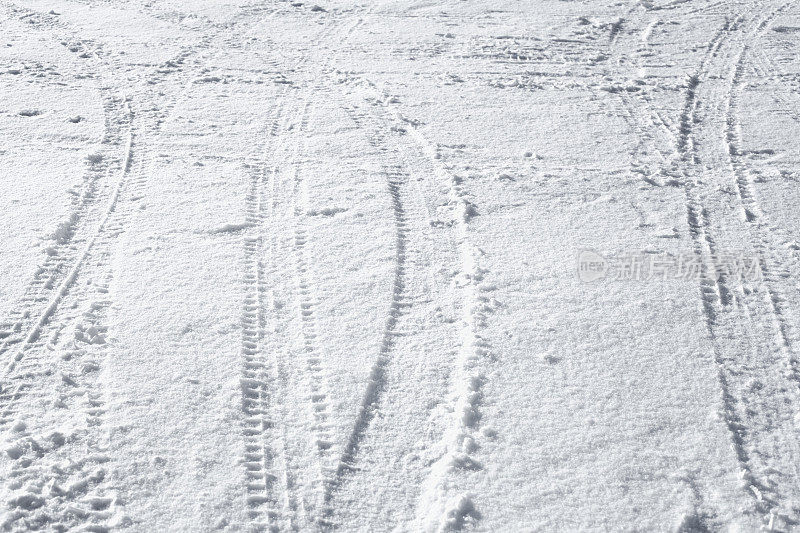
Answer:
xmin=2 ymin=0 xmax=800 ymax=531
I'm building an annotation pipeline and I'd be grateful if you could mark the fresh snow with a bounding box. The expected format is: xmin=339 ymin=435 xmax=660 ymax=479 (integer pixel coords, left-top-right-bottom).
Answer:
xmin=1 ymin=0 xmax=800 ymax=531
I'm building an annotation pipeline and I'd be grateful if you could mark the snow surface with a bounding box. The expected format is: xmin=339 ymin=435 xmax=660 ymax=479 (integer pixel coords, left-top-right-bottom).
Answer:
xmin=1 ymin=0 xmax=800 ymax=530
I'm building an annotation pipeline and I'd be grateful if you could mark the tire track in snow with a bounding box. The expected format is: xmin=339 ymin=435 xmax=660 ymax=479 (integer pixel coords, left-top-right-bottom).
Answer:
xmin=0 ymin=0 xmax=223 ymax=408
xmin=259 ymin=98 xmax=323 ymax=531
xmin=0 ymin=76 xmax=181 ymax=533
xmin=243 ymin=71 xmax=329 ymax=533
xmin=0 ymin=6 xmax=242 ymax=529
xmin=613 ymin=3 xmax=800 ymax=527
xmin=263 ymin=153 xmax=303 ymax=533
xmin=148 ymin=13 xmax=350 ymax=530
xmin=340 ymin=80 xmax=494 ymax=531
xmin=127 ymin=8 xmax=336 ymax=527
xmin=238 ymin=85 xmax=313 ymax=531
xmin=191 ymin=35 xmax=351 ymax=527
xmin=0 ymin=7 xmax=128 ymax=365
xmin=321 ymin=83 xmax=472 ymax=529
xmin=326 ymin=98 xmax=454 ymax=525
xmin=741 ymin=36 xmax=800 ymax=321
xmin=256 ymin=91 xmax=331 ymax=532
xmin=720 ymin=8 xmax=800 ymax=518
xmin=675 ymin=16 xmax=735 ymax=159
xmin=725 ymin=7 xmax=800 ymax=345
xmin=234 ymin=24 xmax=342 ymax=521
xmin=232 ymin=13 xmax=371 ymax=529
xmin=0 ymin=96 xmax=132 ymax=372
xmin=0 ymin=142 xmax=146 ymax=530
xmin=330 ymin=103 xmax=411 ymax=474
xmin=700 ymin=5 xmax=800 ymax=520
xmin=0 ymin=84 xmax=124 ymax=421
xmin=606 ymin=3 xmax=745 ymax=526
xmin=0 ymin=66 xmax=207 ymax=527
xmin=281 ymin=99 xmax=340 ymax=528
xmin=239 ymin=103 xmax=287 ymax=532
xmin=686 ymin=7 xmax=800 ymax=526
xmin=0 ymin=46 xmax=134 ymax=533
xmin=263 ymin=14 xmax=374 ymax=529
xmin=0 ymin=3 xmax=358 ymax=527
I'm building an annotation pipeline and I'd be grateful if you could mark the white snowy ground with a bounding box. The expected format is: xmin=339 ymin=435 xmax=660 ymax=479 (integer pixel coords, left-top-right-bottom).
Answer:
xmin=1 ymin=0 xmax=800 ymax=530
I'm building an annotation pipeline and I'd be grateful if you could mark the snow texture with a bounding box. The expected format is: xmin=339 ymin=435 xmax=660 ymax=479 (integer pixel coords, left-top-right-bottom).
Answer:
xmin=1 ymin=0 xmax=800 ymax=531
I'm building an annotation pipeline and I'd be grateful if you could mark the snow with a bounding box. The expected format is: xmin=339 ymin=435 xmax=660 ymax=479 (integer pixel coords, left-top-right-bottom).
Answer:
xmin=1 ymin=0 xmax=800 ymax=530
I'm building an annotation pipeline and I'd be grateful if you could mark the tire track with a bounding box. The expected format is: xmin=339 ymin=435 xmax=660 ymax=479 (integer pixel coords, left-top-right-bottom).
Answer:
xmin=236 ymin=53 xmax=333 ymax=532
xmin=1 ymin=3 xmax=361 ymax=531
xmin=611 ymin=2 xmax=800 ymax=527
xmin=0 ymin=5 xmax=239 ymax=530
xmin=0 ymin=7 xmax=128 ymax=365
xmin=264 ymin=143 xmax=303 ymax=533
xmin=133 ymin=10 xmax=343 ymax=529
xmin=321 ymin=80 xmax=475 ymax=528
xmin=722 ymin=0 xmax=800 ymax=484
xmin=256 ymin=93 xmax=335 ymax=532
xmin=239 ymin=106 xmax=285 ymax=532
xmin=335 ymin=78 xmax=494 ymax=531
xmin=0 ymin=153 xmax=142 ymax=530
xmin=287 ymin=99 xmax=342 ymax=528
xmin=259 ymin=14 xmax=375 ymax=529
xmin=330 ymin=103 xmax=411 ymax=478
xmin=692 ymin=7 xmax=800 ymax=526
xmin=320 ymin=99 xmax=442 ymax=529
xmin=231 ymin=12 xmax=370 ymax=530
xmin=0 ymin=95 xmax=132 ymax=374
xmin=238 ymin=89 xmax=311 ymax=532
xmin=0 ymin=0 xmax=220 ymax=398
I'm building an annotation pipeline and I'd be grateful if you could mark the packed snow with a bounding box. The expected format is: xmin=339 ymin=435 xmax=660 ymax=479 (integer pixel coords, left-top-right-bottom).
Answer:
xmin=2 ymin=0 xmax=800 ymax=530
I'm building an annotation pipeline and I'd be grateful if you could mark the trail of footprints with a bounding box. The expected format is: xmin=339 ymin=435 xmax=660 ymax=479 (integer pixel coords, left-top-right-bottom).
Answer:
xmin=2 ymin=248 xmax=119 ymax=531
